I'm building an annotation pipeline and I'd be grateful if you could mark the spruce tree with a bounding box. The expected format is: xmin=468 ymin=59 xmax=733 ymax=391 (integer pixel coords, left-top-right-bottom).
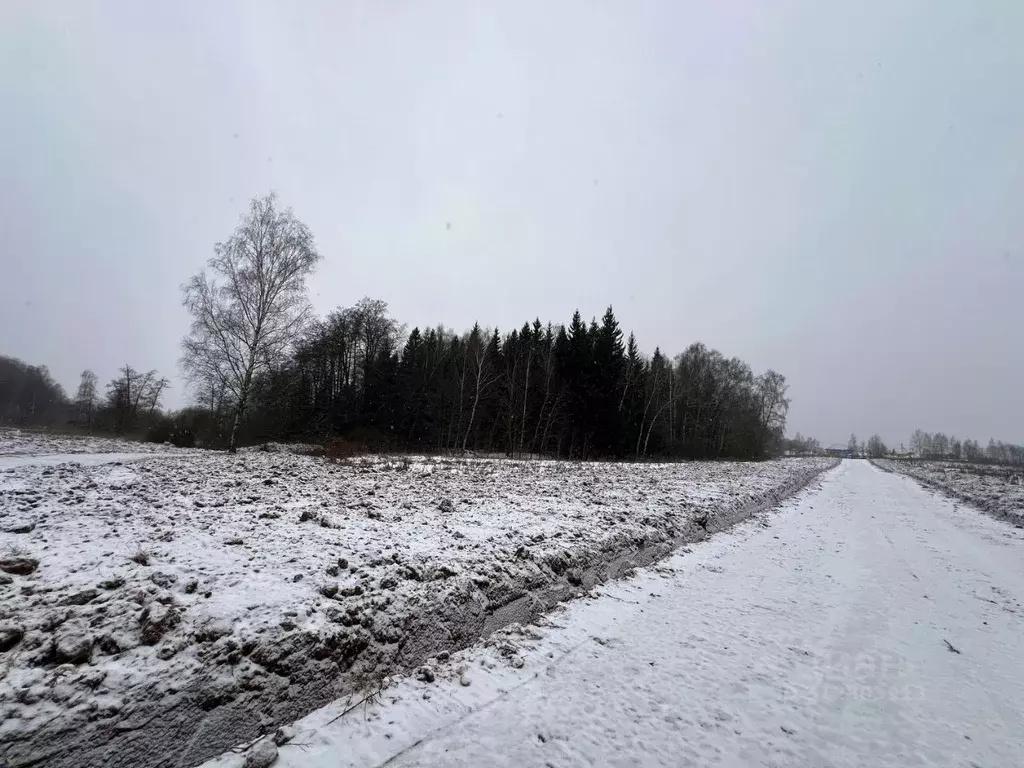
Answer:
xmin=592 ymin=306 xmax=625 ymax=454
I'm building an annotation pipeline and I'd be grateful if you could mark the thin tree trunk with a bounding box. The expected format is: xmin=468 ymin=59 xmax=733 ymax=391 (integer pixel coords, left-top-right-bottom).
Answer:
xmin=505 ymin=356 xmax=519 ymax=457
xmin=228 ymin=405 xmax=244 ymax=453
xmin=540 ymin=393 xmax=560 ymax=456
xmin=531 ymin=357 xmax=553 ymax=454
xmin=229 ymin=357 xmax=257 ymax=453
xmin=618 ymin=360 xmax=631 ymax=413
xmin=636 ymin=377 xmax=655 ymax=459
xmin=452 ymin=346 xmax=468 ymax=452
xmin=462 ymin=350 xmax=486 ymax=453
xmin=643 ymin=400 xmax=672 ymax=457
xmin=518 ymin=348 xmax=532 ymax=459
xmin=668 ymin=368 xmax=675 ymax=446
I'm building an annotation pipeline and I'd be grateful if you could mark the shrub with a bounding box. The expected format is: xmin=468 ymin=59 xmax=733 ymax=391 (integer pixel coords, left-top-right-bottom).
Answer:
xmin=130 ymin=550 xmax=151 ymax=566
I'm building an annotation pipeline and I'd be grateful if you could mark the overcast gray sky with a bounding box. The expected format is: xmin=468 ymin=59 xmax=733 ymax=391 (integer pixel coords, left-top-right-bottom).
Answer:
xmin=1 ymin=0 xmax=1021 ymax=448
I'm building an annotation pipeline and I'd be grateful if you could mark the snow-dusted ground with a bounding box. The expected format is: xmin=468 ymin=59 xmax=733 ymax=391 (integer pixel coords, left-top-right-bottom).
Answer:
xmin=0 ymin=453 xmax=170 ymax=471
xmin=874 ymin=459 xmax=1024 ymax=524
xmin=0 ymin=428 xmax=189 ymax=458
xmin=0 ymin=434 xmax=832 ymax=768
xmin=207 ymin=460 xmax=1024 ymax=768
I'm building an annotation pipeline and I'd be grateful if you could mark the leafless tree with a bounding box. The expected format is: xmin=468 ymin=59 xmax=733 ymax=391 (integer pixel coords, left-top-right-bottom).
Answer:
xmin=501 ymin=331 xmax=522 ymax=457
xmin=638 ymin=350 xmax=672 ymax=458
xmin=531 ymin=325 xmax=559 ymax=455
xmin=462 ymin=324 xmax=496 ymax=452
xmin=517 ymin=321 xmax=540 ymax=458
xmin=74 ymin=370 xmax=98 ymax=429
xmin=181 ymin=193 xmax=322 ymax=452
xmin=351 ymin=297 xmax=401 ymax=374
xmin=963 ymin=438 xmax=983 ymax=462
xmin=950 ymin=436 xmax=962 ymax=460
xmin=105 ymin=365 xmax=167 ymax=432
xmin=143 ymin=376 xmax=170 ymax=418
xmin=866 ymin=434 xmax=887 ymax=458
xmin=755 ymin=370 xmax=789 ymax=450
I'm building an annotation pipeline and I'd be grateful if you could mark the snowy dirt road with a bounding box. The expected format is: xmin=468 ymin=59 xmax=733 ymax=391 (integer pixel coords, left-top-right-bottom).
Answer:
xmin=221 ymin=459 xmax=1024 ymax=768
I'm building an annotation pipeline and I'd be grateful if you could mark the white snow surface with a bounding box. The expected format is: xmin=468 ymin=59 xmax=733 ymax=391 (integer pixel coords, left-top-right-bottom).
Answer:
xmin=206 ymin=460 xmax=1024 ymax=768
xmin=0 ymin=453 xmax=172 ymax=470
xmin=875 ymin=458 xmax=1024 ymax=524
xmin=0 ymin=434 xmax=832 ymax=768
xmin=0 ymin=428 xmax=189 ymax=459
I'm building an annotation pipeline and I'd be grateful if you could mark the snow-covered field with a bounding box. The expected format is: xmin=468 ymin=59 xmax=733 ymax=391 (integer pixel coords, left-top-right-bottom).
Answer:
xmin=0 ymin=429 xmax=188 ymax=459
xmin=206 ymin=460 xmax=1024 ymax=768
xmin=874 ymin=459 xmax=1024 ymax=524
xmin=0 ymin=429 xmax=191 ymax=472
xmin=0 ymin=431 xmax=833 ymax=768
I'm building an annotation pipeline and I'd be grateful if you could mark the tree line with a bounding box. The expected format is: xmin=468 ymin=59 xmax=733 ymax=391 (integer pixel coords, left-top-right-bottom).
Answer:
xmin=207 ymin=302 xmax=791 ymax=460
xmin=10 ymin=194 xmax=1021 ymax=466
xmin=783 ymin=433 xmax=822 ymax=456
xmin=785 ymin=433 xmax=889 ymax=459
xmin=172 ymin=193 xmax=792 ymax=459
xmin=0 ymin=358 xmax=171 ymax=437
xmin=3 ymin=193 xmax=791 ymax=461
xmin=0 ymin=356 xmax=68 ymax=426
xmin=838 ymin=428 xmax=1024 ymax=466
xmin=844 ymin=433 xmax=890 ymax=458
xmin=907 ymin=429 xmax=1024 ymax=466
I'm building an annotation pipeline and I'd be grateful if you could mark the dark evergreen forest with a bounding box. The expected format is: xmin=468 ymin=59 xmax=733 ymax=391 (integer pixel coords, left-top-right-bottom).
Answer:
xmin=1 ymin=300 xmax=791 ymax=460
xmin=235 ymin=300 xmax=792 ymax=460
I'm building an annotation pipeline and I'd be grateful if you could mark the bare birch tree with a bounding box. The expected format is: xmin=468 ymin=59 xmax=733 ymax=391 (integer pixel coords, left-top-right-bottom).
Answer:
xmin=143 ymin=376 xmax=170 ymax=418
xmin=638 ymin=350 xmax=672 ymax=458
xmin=105 ymin=365 xmax=168 ymax=432
xmin=181 ymin=193 xmax=322 ymax=452
xmin=518 ymin=321 xmax=540 ymax=458
xmin=74 ymin=369 xmax=98 ymax=429
xmin=755 ymin=369 xmax=790 ymax=452
xmin=462 ymin=324 xmax=496 ymax=452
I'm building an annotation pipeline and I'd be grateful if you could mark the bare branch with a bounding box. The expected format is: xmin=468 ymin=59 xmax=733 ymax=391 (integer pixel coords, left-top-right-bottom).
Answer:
xmin=180 ymin=193 xmax=322 ymax=452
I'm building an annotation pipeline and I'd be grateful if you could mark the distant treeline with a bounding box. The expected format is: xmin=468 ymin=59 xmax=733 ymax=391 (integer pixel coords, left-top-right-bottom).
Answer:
xmin=0 ymin=301 xmax=790 ymax=460
xmin=0 ymin=356 xmax=169 ymax=437
xmin=906 ymin=429 xmax=1024 ymax=466
xmin=0 ymin=356 xmax=68 ymax=426
xmin=226 ymin=301 xmax=791 ymax=460
xmin=2 ymin=193 xmax=792 ymax=461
